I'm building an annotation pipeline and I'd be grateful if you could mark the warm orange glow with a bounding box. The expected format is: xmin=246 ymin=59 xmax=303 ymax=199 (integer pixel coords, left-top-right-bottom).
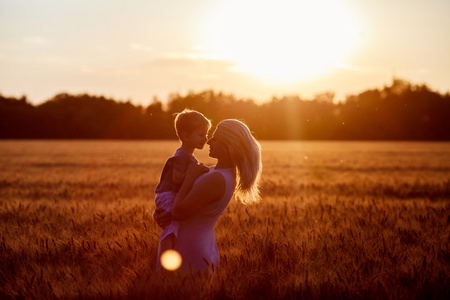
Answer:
xmin=160 ymin=250 xmax=182 ymax=271
xmin=202 ymin=0 xmax=361 ymax=83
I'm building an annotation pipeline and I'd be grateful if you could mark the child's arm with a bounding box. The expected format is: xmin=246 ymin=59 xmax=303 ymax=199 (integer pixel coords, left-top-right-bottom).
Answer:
xmin=172 ymin=163 xmax=222 ymax=221
xmin=171 ymin=156 xmax=210 ymax=185
xmin=172 ymin=168 xmax=185 ymax=184
xmin=173 ymin=162 xmax=210 ymax=184
xmin=171 ymin=156 xmax=189 ymax=184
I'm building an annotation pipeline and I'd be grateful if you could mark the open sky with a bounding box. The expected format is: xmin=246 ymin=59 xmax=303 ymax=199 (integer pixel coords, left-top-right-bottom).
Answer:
xmin=1 ymin=0 xmax=449 ymax=105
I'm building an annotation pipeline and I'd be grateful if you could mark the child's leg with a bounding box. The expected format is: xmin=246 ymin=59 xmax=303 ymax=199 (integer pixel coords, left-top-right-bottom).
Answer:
xmin=159 ymin=233 xmax=176 ymax=254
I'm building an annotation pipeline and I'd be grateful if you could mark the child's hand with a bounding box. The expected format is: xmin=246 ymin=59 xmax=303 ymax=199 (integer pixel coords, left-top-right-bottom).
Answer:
xmin=201 ymin=164 xmax=210 ymax=173
xmin=185 ymin=162 xmax=209 ymax=180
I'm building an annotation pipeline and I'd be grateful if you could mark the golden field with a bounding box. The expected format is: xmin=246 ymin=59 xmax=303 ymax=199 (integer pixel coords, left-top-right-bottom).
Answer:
xmin=0 ymin=140 xmax=449 ymax=299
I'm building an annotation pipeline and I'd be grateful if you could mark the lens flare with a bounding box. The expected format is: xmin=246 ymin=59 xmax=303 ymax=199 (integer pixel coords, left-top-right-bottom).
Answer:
xmin=160 ymin=250 xmax=182 ymax=271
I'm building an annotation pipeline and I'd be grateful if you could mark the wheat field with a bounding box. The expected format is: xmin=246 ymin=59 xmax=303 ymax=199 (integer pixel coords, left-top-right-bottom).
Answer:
xmin=0 ymin=140 xmax=449 ymax=299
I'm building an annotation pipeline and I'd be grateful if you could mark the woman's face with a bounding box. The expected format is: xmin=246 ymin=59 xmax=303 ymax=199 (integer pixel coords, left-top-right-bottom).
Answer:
xmin=207 ymin=128 xmax=228 ymax=159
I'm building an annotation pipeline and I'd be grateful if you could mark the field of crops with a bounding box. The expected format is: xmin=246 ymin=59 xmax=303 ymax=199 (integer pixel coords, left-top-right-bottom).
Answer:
xmin=0 ymin=140 xmax=449 ymax=299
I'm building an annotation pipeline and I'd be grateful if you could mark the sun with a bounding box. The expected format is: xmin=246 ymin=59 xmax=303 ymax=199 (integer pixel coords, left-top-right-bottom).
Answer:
xmin=201 ymin=0 xmax=361 ymax=83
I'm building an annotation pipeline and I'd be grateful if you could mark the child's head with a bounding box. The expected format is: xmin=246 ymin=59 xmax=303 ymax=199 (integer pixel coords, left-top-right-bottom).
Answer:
xmin=174 ymin=109 xmax=211 ymax=149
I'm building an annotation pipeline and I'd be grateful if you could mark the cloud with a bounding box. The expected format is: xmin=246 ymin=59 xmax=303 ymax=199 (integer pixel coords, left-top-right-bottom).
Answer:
xmin=78 ymin=65 xmax=142 ymax=77
xmin=149 ymin=53 xmax=235 ymax=69
xmin=79 ymin=66 xmax=95 ymax=74
xmin=22 ymin=36 xmax=48 ymax=45
xmin=130 ymin=43 xmax=153 ymax=52
xmin=331 ymin=63 xmax=391 ymax=75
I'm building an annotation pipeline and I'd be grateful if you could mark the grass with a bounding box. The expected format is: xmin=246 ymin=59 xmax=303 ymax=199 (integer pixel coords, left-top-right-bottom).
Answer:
xmin=0 ymin=140 xmax=449 ymax=299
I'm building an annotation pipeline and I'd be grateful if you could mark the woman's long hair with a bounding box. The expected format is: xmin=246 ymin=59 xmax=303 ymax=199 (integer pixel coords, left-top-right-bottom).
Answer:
xmin=216 ymin=119 xmax=262 ymax=204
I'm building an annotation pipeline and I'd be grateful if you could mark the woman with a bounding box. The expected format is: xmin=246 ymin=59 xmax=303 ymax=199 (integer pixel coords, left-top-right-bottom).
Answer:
xmin=153 ymin=119 xmax=262 ymax=273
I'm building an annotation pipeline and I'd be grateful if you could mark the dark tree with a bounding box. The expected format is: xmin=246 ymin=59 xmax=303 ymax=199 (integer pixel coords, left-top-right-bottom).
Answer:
xmin=1 ymin=79 xmax=449 ymax=140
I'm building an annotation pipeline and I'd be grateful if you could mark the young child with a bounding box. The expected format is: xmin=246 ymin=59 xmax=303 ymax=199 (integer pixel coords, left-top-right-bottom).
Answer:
xmin=154 ymin=109 xmax=211 ymax=266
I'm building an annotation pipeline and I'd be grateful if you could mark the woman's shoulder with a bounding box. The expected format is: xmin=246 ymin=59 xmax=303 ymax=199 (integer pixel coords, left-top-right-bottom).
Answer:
xmin=196 ymin=169 xmax=227 ymax=186
xmin=202 ymin=169 xmax=226 ymax=181
xmin=205 ymin=168 xmax=235 ymax=187
xmin=210 ymin=168 xmax=235 ymax=177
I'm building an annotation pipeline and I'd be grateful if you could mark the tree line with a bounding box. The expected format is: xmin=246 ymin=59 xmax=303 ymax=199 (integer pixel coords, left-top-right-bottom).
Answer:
xmin=1 ymin=79 xmax=449 ymax=140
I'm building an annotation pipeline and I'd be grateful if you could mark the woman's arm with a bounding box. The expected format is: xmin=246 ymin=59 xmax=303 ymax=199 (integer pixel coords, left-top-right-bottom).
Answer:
xmin=172 ymin=164 xmax=225 ymax=221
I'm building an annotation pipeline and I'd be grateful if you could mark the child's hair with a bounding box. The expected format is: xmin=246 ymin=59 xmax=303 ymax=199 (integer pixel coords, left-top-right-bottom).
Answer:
xmin=216 ymin=119 xmax=262 ymax=204
xmin=174 ymin=109 xmax=211 ymax=139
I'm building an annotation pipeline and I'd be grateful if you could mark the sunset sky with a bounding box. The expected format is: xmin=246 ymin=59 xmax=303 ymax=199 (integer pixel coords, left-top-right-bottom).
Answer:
xmin=1 ymin=0 xmax=449 ymax=105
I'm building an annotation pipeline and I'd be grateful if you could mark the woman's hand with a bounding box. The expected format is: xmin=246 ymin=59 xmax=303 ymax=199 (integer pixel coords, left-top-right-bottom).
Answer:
xmin=153 ymin=207 xmax=172 ymax=229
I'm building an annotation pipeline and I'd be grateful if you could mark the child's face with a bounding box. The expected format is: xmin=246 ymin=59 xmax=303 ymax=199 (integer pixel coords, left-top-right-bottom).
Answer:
xmin=185 ymin=126 xmax=209 ymax=150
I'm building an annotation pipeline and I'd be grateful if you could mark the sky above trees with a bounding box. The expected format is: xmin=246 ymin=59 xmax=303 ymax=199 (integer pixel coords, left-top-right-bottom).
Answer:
xmin=1 ymin=0 xmax=449 ymax=105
